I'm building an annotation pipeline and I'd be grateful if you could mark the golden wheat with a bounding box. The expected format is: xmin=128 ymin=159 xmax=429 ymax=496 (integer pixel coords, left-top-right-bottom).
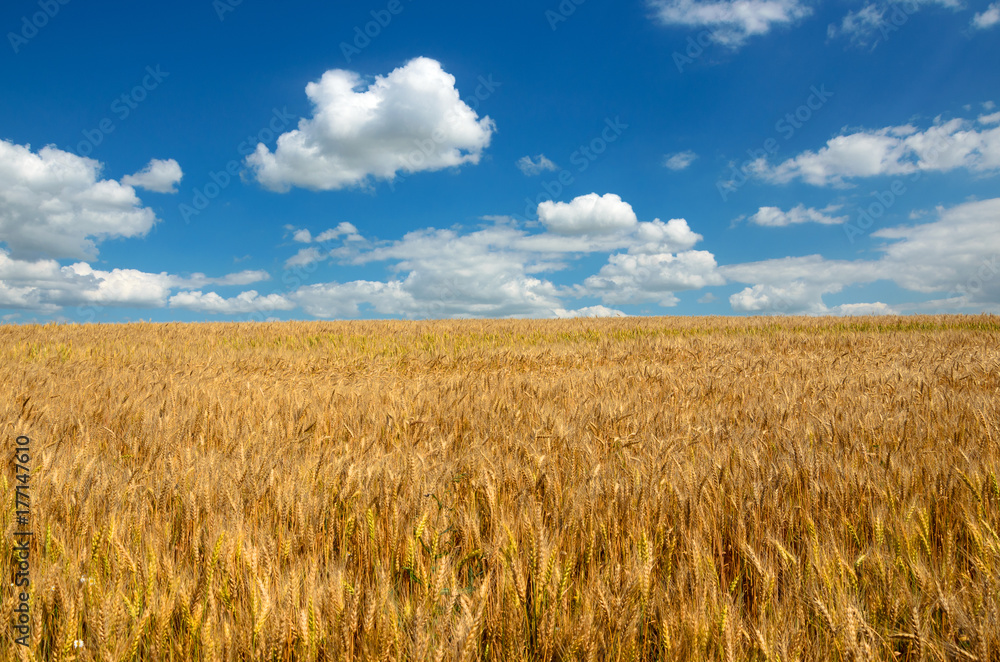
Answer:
xmin=1 ymin=315 xmax=999 ymax=660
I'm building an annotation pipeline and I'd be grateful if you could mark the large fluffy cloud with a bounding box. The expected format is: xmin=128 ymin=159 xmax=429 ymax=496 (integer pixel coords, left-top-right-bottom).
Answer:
xmin=752 ymin=116 xmax=1000 ymax=186
xmin=0 ymin=140 xmax=163 ymax=260
xmin=246 ymin=57 xmax=496 ymax=192
xmin=648 ymin=0 xmax=812 ymax=47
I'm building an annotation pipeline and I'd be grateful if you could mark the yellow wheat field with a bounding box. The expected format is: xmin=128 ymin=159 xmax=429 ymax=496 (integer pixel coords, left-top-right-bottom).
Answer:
xmin=2 ymin=315 xmax=999 ymax=661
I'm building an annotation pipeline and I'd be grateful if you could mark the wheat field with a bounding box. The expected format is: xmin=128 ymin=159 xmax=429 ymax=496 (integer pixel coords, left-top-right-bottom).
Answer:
xmin=1 ymin=315 xmax=999 ymax=661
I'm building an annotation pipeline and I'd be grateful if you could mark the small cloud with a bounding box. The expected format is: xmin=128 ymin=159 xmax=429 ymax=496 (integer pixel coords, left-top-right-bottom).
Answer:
xmin=517 ymin=154 xmax=559 ymax=176
xmin=973 ymin=2 xmax=1000 ymax=29
xmin=285 ymin=247 xmax=327 ymax=268
xmin=978 ymin=111 xmax=1000 ymax=125
xmin=292 ymin=229 xmax=313 ymax=243
xmin=552 ymin=305 xmax=627 ymax=318
xmin=648 ymin=0 xmax=812 ymax=48
xmin=745 ymin=204 xmax=847 ymax=227
xmin=984 ymin=101 xmax=997 ymax=110
xmin=121 ymin=158 xmax=183 ymax=193
xmin=316 ymin=222 xmax=361 ymax=242
xmin=697 ymin=292 xmax=717 ymax=303
xmin=663 ymin=150 xmax=698 ymax=171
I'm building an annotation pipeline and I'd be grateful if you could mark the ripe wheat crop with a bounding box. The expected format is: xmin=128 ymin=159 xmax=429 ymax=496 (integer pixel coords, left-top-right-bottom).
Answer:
xmin=1 ymin=315 xmax=999 ymax=661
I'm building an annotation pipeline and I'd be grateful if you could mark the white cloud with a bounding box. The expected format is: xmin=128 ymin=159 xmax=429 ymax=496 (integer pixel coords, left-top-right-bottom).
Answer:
xmin=649 ymin=0 xmax=812 ymax=47
xmin=280 ymin=193 xmax=716 ymax=318
xmin=537 ymin=193 xmax=638 ymax=235
xmin=722 ymin=255 xmax=885 ymax=313
xmin=0 ymin=140 xmax=160 ymax=260
xmin=316 ymin=223 xmax=361 ymax=242
xmin=979 ymin=111 xmax=1000 ymax=125
xmin=829 ymin=302 xmax=897 ymax=316
xmin=285 ymin=247 xmax=326 ymax=269
xmin=292 ymin=229 xmax=312 ymax=243
xmin=830 ymin=4 xmax=885 ymax=46
xmin=721 ymin=197 xmax=1000 ymax=313
xmin=121 ymin=158 xmax=183 ymax=193
xmin=517 ymin=154 xmax=559 ymax=176
xmin=973 ymin=2 xmax=1000 ymax=28
xmin=169 ymin=290 xmax=295 ymax=314
xmin=552 ymin=305 xmax=627 ymax=318
xmin=745 ymin=204 xmax=848 ymax=226
xmin=873 ymin=197 xmax=1000 ymax=301
xmin=0 ymin=247 xmax=272 ymax=313
xmin=174 ymin=270 xmax=271 ymax=288
xmin=663 ymin=150 xmax=698 ymax=171
xmin=246 ymin=57 xmax=496 ymax=192
xmin=755 ymin=116 xmax=1000 ymax=186
xmin=831 ymin=0 xmax=963 ymax=46
xmin=581 ymin=250 xmax=725 ymax=306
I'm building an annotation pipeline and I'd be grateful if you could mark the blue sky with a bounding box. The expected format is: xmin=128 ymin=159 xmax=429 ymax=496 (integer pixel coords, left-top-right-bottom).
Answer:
xmin=1 ymin=0 xmax=999 ymax=322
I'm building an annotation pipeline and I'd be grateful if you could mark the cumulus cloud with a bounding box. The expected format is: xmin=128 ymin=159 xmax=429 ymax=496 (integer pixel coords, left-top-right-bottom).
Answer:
xmin=246 ymin=57 xmax=496 ymax=192
xmin=581 ymin=250 xmax=725 ymax=306
xmin=169 ymin=290 xmax=295 ymax=314
xmin=121 ymin=158 xmax=183 ymax=193
xmin=517 ymin=154 xmax=559 ymax=176
xmin=278 ymin=193 xmax=716 ymax=318
xmin=648 ymin=0 xmax=812 ymax=47
xmin=552 ymin=305 xmax=627 ymax=318
xmin=721 ymin=197 xmax=1000 ymax=313
xmin=745 ymin=204 xmax=848 ymax=226
xmin=973 ymin=2 xmax=1000 ymax=28
xmin=537 ymin=193 xmax=639 ymax=235
xmin=0 ymin=246 xmax=273 ymax=313
xmin=753 ymin=115 xmax=1000 ymax=186
xmin=0 ymin=140 xmax=162 ymax=260
xmin=873 ymin=197 xmax=1000 ymax=301
xmin=663 ymin=150 xmax=698 ymax=170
